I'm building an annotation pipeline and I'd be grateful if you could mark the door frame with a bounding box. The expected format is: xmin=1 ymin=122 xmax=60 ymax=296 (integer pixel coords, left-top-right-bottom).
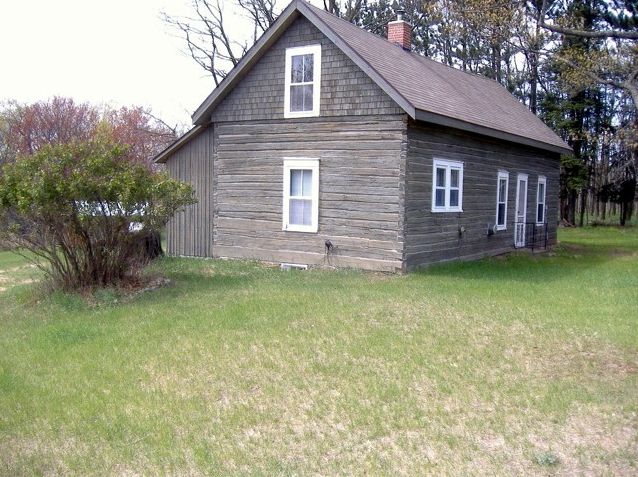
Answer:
xmin=515 ymin=173 xmax=528 ymax=247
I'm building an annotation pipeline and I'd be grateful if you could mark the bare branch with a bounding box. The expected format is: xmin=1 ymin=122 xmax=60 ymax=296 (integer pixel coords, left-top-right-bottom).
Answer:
xmin=162 ymin=0 xmax=280 ymax=84
xmin=539 ymin=21 xmax=638 ymax=41
xmin=538 ymin=0 xmax=638 ymax=40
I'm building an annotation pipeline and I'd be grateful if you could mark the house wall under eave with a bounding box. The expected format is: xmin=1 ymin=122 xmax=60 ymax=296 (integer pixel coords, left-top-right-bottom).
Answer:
xmin=405 ymin=120 xmax=560 ymax=269
xmin=165 ymin=125 xmax=215 ymax=257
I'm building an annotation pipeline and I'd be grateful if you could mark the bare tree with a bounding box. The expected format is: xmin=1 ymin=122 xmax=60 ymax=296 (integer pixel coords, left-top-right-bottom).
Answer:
xmin=323 ymin=0 xmax=364 ymax=22
xmin=164 ymin=0 xmax=371 ymax=86
xmin=239 ymin=0 xmax=279 ymax=39
xmin=162 ymin=0 xmax=281 ymax=86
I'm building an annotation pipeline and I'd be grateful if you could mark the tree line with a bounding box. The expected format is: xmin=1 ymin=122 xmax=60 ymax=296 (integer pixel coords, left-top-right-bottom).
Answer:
xmin=164 ymin=0 xmax=637 ymax=226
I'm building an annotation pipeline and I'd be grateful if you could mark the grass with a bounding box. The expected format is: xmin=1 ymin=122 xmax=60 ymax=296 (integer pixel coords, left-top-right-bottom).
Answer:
xmin=0 ymin=227 xmax=637 ymax=475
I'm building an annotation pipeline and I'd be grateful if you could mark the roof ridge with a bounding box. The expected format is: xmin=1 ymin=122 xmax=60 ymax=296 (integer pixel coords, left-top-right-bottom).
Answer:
xmin=190 ymin=0 xmax=569 ymax=154
xmin=305 ymin=1 xmax=503 ymax=86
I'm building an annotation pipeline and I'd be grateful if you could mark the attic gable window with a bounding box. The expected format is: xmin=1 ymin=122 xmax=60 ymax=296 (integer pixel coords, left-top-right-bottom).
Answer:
xmin=284 ymin=45 xmax=321 ymax=118
xmin=432 ymin=159 xmax=464 ymax=213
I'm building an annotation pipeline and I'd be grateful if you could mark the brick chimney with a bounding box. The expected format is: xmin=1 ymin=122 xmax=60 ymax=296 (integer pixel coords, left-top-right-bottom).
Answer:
xmin=387 ymin=9 xmax=412 ymax=51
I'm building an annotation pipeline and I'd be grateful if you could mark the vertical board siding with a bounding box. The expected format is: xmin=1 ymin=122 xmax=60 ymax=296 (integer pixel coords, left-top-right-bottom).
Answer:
xmin=213 ymin=116 xmax=407 ymax=272
xmin=405 ymin=121 xmax=560 ymax=268
xmin=165 ymin=126 xmax=214 ymax=257
xmin=211 ymin=16 xmax=403 ymax=123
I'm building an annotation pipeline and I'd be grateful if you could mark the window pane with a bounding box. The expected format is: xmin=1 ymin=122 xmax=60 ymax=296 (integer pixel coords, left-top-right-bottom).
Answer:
xmin=290 ymin=198 xmax=312 ymax=226
xmin=303 ymin=54 xmax=314 ymax=82
xmin=291 ymin=55 xmax=304 ymax=83
xmin=518 ymin=182 xmax=526 ymax=205
xmin=290 ymin=169 xmax=303 ymax=196
xmin=538 ymin=183 xmax=545 ymax=202
xmin=537 ymin=204 xmax=544 ymax=223
xmin=498 ymin=203 xmax=505 ymax=225
xmin=499 ymin=179 xmax=506 ymax=202
xmin=450 ymin=169 xmax=459 ymax=188
xmin=302 ymin=169 xmax=313 ymax=197
xmin=302 ymin=84 xmax=313 ymax=111
xmin=436 ymin=167 xmax=446 ymax=187
xmin=290 ymin=85 xmax=304 ymax=112
xmin=450 ymin=189 xmax=459 ymax=207
xmin=435 ymin=188 xmax=445 ymax=207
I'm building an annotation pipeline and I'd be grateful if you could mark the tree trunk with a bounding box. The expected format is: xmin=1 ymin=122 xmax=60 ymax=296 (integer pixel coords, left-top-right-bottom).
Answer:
xmin=139 ymin=230 xmax=164 ymax=261
xmin=568 ymin=191 xmax=578 ymax=225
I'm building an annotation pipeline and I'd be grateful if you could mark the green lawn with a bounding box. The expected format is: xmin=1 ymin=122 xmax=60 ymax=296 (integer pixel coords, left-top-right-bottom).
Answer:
xmin=0 ymin=227 xmax=637 ymax=475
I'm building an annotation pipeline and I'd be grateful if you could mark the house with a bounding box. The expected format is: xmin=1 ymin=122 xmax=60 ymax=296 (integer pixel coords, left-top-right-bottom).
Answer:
xmin=155 ymin=0 xmax=571 ymax=272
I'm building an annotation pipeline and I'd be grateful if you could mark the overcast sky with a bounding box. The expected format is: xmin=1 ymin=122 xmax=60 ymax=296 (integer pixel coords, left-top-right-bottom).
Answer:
xmin=0 ymin=0 xmax=322 ymax=129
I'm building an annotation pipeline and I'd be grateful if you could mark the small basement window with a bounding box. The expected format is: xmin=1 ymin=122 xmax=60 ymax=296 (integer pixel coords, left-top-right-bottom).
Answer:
xmin=283 ymin=159 xmax=319 ymax=233
xmin=496 ymin=171 xmax=509 ymax=230
xmin=536 ymin=176 xmax=547 ymax=224
xmin=432 ymin=159 xmax=463 ymax=212
xmin=284 ymin=45 xmax=321 ymax=118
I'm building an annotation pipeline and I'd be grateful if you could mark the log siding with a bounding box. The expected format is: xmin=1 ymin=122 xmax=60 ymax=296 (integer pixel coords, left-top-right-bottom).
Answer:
xmin=213 ymin=116 xmax=406 ymax=272
xmin=404 ymin=121 xmax=560 ymax=269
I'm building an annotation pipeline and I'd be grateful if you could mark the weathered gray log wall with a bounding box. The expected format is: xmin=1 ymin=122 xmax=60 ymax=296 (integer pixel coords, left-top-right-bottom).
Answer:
xmin=213 ymin=116 xmax=406 ymax=272
xmin=404 ymin=120 xmax=560 ymax=268
xmin=165 ymin=126 xmax=215 ymax=257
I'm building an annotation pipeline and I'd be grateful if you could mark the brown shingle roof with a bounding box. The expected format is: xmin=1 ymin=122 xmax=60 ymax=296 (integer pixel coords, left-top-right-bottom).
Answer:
xmin=306 ymin=3 xmax=569 ymax=153
xmin=190 ymin=0 xmax=570 ymax=155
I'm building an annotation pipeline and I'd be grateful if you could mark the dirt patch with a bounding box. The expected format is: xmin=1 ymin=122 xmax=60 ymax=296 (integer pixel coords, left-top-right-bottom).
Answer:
xmin=0 ymin=269 xmax=37 ymax=292
xmin=608 ymin=249 xmax=638 ymax=258
xmin=528 ymin=404 xmax=638 ymax=476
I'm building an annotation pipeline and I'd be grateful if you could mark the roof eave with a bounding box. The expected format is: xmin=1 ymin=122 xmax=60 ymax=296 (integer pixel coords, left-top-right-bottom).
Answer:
xmin=191 ymin=0 xmax=417 ymax=125
xmin=191 ymin=0 xmax=302 ymax=125
xmin=153 ymin=125 xmax=205 ymax=164
xmin=414 ymin=109 xmax=572 ymax=156
xmin=297 ymin=1 xmax=416 ymax=118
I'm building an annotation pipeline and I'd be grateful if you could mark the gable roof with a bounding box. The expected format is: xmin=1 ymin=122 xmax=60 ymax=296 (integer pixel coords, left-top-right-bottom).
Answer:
xmin=189 ymin=0 xmax=570 ymax=155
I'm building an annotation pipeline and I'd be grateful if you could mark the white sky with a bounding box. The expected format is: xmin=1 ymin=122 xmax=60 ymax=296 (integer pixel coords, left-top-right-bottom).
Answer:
xmin=0 ymin=0 xmax=323 ymax=129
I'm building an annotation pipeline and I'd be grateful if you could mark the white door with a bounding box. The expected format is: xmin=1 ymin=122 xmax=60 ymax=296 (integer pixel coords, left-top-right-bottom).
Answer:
xmin=515 ymin=174 xmax=528 ymax=247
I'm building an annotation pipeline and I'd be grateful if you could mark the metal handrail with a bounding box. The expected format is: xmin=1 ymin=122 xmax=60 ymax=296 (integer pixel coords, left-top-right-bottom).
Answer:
xmin=513 ymin=221 xmax=548 ymax=250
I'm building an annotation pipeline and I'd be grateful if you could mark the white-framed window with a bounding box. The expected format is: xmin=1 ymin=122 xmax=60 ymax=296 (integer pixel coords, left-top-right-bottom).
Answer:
xmin=284 ymin=45 xmax=321 ymax=118
xmin=432 ymin=159 xmax=463 ymax=212
xmin=495 ymin=171 xmax=509 ymax=230
xmin=283 ymin=159 xmax=319 ymax=233
xmin=536 ymin=176 xmax=547 ymax=224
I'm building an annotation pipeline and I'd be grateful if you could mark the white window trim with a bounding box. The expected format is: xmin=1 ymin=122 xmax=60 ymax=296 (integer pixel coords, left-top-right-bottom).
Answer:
xmin=283 ymin=158 xmax=319 ymax=233
xmin=431 ymin=158 xmax=464 ymax=213
xmin=536 ymin=175 xmax=547 ymax=225
xmin=284 ymin=45 xmax=322 ymax=119
xmin=495 ymin=171 xmax=509 ymax=231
